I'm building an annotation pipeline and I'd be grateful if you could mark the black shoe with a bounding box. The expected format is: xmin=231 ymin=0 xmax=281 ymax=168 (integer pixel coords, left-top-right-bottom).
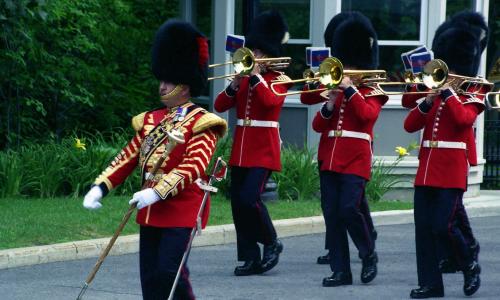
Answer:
xmin=317 ymin=253 xmax=331 ymax=265
xmin=261 ymin=239 xmax=283 ymax=273
xmin=439 ymin=258 xmax=459 ymax=273
xmin=361 ymin=252 xmax=378 ymax=283
xmin=463 ymin=262 xmax=481 ymax=296
xmin=234 ymin=260 xmax=262 ymax=276
xmin=470 ymin=240 xmax=480 ymax=262
xmin=410 ymin=286 xmax=444 ymax=298
xmin=322 ymin=271 xmax=353 ymax=287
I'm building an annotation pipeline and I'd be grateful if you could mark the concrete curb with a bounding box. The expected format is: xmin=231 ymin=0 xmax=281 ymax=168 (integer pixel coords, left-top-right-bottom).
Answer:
xmin=1 ymin=195 xmax=500 ymax=270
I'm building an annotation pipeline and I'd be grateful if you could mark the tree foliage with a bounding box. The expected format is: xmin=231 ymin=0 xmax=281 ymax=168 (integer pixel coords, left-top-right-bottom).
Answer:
xmin=0 ymin=0 xmax=179 ymax=149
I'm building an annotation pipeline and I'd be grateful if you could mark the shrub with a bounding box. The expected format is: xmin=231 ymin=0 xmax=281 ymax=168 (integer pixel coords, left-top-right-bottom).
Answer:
xmin=272 ymin=145 xmax=319 ymax=201
xmin=365 ymin=142 xmax=418 ymax=202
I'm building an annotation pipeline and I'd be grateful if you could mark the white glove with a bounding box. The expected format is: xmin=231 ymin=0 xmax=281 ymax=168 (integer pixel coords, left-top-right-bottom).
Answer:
xmin=83 ymin=186 xmax=103 ymax=210
xmin=129 ymin=188 xmax=161 ymax=209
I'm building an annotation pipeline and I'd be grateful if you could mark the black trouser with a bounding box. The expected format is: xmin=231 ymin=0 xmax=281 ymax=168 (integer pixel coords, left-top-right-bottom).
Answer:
xmin=436 ymin=193 xmax=477 ymax=267
xmin=320 ymin=173 xmax=375 ymax=251
xmin=139 ymin=226 xmax=195 ymax=300
xmin=231 ymin=166 xmax=277 ymax=261
xmin=413 ymin=186 xmax=474 ymax=288
xmin=320 ymin=171 xmax=375 ymax=272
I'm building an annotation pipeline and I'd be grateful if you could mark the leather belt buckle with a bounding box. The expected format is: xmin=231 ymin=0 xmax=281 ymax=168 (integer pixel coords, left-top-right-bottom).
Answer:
xmin=430 ymin=141 xmax=438 ymax=148
xmin=243 ymin=118 xmax=252 ymax=126
xmin=334 ymin=130 xmax=343 ymax=137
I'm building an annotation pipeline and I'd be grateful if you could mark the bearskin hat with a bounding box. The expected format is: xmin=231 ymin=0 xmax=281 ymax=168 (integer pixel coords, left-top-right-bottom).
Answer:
xmin=331 ymin=12 xmax=379 ymax=69
xmin=324 ymin=11 xmax=361 ymax=48
xmin=432 ymin=11 xmax=488 ymax=77
xmin=245 ymin=10 xmax=289 ymax=57
xmin=151 ymin=20 xmax=209 ymax=97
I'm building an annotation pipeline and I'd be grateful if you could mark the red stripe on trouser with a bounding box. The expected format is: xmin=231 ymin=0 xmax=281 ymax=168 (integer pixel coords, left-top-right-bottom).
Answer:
xmin=356 ymin=182 xmax=373 ymax=252
xmin=255 ymin=170 xmax=273 ymax=244
xmin=180 ymin=267 xmax=195 ymax=300
xmin=447 ymin=194 xmax=460 ymax=264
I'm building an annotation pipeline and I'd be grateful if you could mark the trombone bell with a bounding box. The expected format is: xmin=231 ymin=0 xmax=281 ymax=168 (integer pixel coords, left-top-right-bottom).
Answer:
xmin=422 ymin=59 xmax=448 ymax=89
xmin=376 ymin=59 xmax=449 ymax=95
xmin=232 ymin=47 xmax=255 ymax=76
xmin=318 ymin=57 xmax=343 ymax=88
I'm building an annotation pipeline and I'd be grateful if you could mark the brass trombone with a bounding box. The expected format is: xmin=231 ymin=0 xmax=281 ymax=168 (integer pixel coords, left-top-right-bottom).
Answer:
xmin=208 ymin=47 xmax=291 ymax=81
xmin=270 ymin=57 xmax=386 ymax=96
xmin=377 ymin=59 xmax=495 ymax=96
xmin=376 ymin=59 xmax=449 ymax=95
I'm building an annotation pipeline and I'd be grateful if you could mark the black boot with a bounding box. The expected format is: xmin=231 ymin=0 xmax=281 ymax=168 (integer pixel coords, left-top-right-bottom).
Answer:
xmin=410 ymin=286 xmax=444 ymax=298
xmin=261 ymin=239 xmax=283 ymax=273
xmin=317 ymin=252 xmax=331 ymax=265
xmin=361 ymin=252 xmax=378 ymax=283
xmin=439 ymin=258 xmax=459 ymax=273
xmin=322 ymin=271 xmax=353 ymax=287
xmin=234 ymin=260 xmax=262 ymax=276
xmin=463 ymin=261 xmax=481 ymax=296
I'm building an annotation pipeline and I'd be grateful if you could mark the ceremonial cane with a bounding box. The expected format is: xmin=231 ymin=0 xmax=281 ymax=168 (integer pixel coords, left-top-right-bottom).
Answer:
xmin=167 ymin=157 xmax=227 ymax=300
xmin=76 ymin=129 xmax=185 ymax=300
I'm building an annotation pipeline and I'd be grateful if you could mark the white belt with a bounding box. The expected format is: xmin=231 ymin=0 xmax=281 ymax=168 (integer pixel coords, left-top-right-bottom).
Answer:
xmin=236 ymin=119 xmax=279 ymax=128
xmin=327 ymin=129 xmax=371 ymax=141
xmin=422 ymin=140 xmax=467 ymax=150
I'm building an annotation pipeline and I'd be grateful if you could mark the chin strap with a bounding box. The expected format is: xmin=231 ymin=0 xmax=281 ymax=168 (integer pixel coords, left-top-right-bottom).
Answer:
xmin=161 ymin=84 xmax=183 ymax=101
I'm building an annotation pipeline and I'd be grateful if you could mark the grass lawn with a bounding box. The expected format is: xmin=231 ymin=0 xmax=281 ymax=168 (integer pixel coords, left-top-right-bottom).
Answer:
xmin=0 ymin=195 xmax=412 ymax=250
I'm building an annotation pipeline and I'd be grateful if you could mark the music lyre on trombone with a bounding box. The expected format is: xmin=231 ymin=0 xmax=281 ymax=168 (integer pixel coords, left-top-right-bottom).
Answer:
xmin=208 ymin=47 xmax=291 ymax=81
xmin=270 ymin=57 xmax=386 ymax=96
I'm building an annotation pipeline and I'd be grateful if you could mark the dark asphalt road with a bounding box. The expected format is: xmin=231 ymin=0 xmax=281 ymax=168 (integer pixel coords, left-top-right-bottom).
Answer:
xmin=1 ymin=215 xmax=500 ymax=299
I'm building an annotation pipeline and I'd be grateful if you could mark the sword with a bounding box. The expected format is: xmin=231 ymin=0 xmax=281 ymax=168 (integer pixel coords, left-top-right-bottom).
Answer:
xmin=76 ymin=129 xmax=185 ymax=300
xmin=167 ymin=157 xmax=227 ymax=300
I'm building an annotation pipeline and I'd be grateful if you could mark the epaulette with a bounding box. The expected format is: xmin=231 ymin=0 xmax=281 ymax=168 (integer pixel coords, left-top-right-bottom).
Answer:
xmin=463 ymin=96 xmax=485 ymax=106
xmin=131 ymin=112 xmax=146 ymax=131
xmin=276 ymin=74 xmax=291 ymax=82
xmin=192 ymin=112 xmax=228 ymax=138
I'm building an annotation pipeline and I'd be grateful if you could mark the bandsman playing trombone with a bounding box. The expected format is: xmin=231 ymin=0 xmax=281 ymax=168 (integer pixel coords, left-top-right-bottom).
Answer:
xmin=403 ymin=11 xmax=489 ymax=299
xmin=214 ymin=10 xmax=291 ymax=276
xmin=297 ymin=11 xmax=379 ymax=268
xmin=297 ymin=12 xmax=388 ymax=287
xmin=82 ymin=20 xmax=227 ymax=300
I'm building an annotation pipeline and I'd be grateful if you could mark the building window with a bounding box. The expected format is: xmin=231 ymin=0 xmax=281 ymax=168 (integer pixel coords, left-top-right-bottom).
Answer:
xmin=446 ymin=0 xmax=474 ymax=17
xmin=341 ymin=0 xmax=424 ymax=78
xmin=342 ymin=0 xmax=422 ymax=41
xmin=234 ymin=0 xmax=311 ymax=83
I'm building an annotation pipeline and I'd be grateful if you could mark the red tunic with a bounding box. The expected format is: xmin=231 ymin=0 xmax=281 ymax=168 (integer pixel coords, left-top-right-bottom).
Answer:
xmin=94 ymin=102 xmax=227 ymax=228
xmin=402 ymin=83 xmax=490 ymax=167
xmin=404 ymin=87 xmax=485 ymax=190
xmin=401 ymin=84 xmax=428 ymax=109
xmin=300 ymin=84 xmax=328 ymax=105
xmin=312 ymin=86 xmax=388 ymax=180
xmin=214 ymin=71 xmax=290 ymax=171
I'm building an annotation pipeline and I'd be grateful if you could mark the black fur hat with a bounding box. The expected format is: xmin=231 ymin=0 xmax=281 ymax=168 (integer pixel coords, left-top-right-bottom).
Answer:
xmin=331 ymin=12 xmax=379 ymax=69
xmin=432 ymin=11 xmax=488 ymax=77
xmin=245 ymin=10 xmax=289 ymax=57
xmin=324 ymin=11 xmax=362 ymax=48
xmin=151 ymin=20 xmax=209 ymax=97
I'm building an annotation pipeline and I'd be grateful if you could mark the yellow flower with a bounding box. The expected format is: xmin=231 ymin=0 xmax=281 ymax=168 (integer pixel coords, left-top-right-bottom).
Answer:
xmin=395 ymin=146 xmax=408 ymax=158
xmin=74 ymin=138 xmax=86 ymax=151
